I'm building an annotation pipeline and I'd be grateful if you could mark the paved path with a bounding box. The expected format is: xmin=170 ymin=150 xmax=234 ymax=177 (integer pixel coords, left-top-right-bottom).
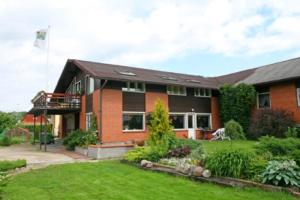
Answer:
xmin=0 ymin=144 xmax=90 ymax=166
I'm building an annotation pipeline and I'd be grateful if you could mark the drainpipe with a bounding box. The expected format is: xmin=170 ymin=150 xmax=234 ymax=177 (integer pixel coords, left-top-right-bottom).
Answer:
xmin=99 ymin=79 xmax=108 ymax=144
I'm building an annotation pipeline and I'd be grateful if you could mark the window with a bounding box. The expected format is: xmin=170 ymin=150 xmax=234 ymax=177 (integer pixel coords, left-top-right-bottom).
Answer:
xmin=196 ymin=114 xmax=211 ymax=129
xmin=74 ymin=81 xmax=81 ymax=94
xmin=123 ymin=112 xmax=145 ymax=131
xmin=86 ymin=113 xmax=92 ymax=130
xmin=122 ymin=81 xmax=145 ymax=93
xmin=86 ymin=76 xmax=94 ymax=94
xmin=194 ymin=88 xmax=211 ymax=97
xmin=257 ymin=92 xmax=271 ymax=108
xmin=169 ymin=114 xmax=185 ymax=129
xmin=167 ymin=85 xmax=186 ymax=96
xmin=297 ymin=88 xmax=300 ymax=107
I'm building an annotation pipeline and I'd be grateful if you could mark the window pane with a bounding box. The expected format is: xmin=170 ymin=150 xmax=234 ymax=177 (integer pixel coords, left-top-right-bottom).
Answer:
xmin=170 ymin=115 xmax=185 ymax=129
xmin=197 ymin=115 xmax=210 ymax=129
xmin=123 ymin=114 xmax=143 ymax=130
xmin=89 ymin=77 xmax=94 ymax=94
xmin=258 ymin=93 xmax=270 ymax=108
xmin=200 ymin=88 xmax=204 ymax=96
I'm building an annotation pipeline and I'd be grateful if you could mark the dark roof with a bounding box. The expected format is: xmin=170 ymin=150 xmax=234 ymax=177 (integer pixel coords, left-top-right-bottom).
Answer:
xmin=54 ymin=57 xmax=300 ymax=93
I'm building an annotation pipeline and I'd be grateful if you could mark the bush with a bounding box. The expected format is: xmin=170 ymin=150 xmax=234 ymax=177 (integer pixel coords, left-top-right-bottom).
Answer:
xmin=245 ymin=154 xmax=270 ymax=181
xmin=167 ymin=146 xmax=191 ymax=158
xmin=249 ymin=109 xmax=295 ymax=139
xmin=124 ymin=146 xmax=163 ymax=162
xmin=0 ymin=160 xmax=26 ymax=172
xmin=205 ymin=149 xmax=253 ymax=178
xmin=285 ymin=127 xmax=298 ymax=138
xmin=18 ymin=124 xmax=52 ymax=134
xmin=262 ymin=160 xmax=300 ymax=187
xmin=225 ymin=120 xmax=246 ymax=140
xmin=0 ymin=136 xmax=11 ymax=146
xmin=148 ymin=100 xmax=176 ymax=154
xmin=219 ymin=83 xmax=256 ymax=133
xmin=189 ymin=146 xmax=206 ymax=162
xmin=63 ymin=130 xmax=97 ymax=150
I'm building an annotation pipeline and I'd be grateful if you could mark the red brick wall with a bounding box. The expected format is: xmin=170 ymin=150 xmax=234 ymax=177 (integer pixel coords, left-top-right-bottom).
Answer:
xmin=269 ymin=82 xmax=300 ymax=123
xmin=79 ymin=95 xmax=86 ymax=130
xmin=211 ymin=96 xmax=222 ymax=129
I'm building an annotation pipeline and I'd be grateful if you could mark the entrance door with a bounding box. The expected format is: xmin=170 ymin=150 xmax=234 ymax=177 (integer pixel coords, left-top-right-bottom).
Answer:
xmin=187 ymin=113 xmax=196 ymax=139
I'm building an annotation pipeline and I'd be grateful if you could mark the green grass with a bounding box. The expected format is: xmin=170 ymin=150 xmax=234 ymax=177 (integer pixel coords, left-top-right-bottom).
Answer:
xmin=0 ymin=160 xmax=26 ymax=172
xmin=2 ymin=161 xmax=296 ymax=200
xmin=201 ymin=140 xmax=257 ymax=154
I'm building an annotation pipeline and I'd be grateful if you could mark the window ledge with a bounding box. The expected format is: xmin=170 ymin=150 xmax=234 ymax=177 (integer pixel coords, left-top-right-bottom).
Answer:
xmin=123 ymin=130 xmax=146 ymax=133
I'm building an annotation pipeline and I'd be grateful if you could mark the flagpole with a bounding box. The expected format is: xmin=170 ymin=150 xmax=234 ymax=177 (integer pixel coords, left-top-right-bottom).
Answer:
xmin=46 ymin=25 xmax=50 ymax=91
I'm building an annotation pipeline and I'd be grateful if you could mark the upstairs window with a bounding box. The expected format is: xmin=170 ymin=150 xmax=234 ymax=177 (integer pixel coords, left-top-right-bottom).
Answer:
xmin=194 ymin=88 xmax=211 ymax=97
xmin=122 ymin=82 xmax=145 ymax=93
xmin=74 ymin=81 xmax=81 ymax=94
xmin=167 ymin=85 xmax=186 ymax=96
xmin=257 ymin=92 xmax=271 ymax=109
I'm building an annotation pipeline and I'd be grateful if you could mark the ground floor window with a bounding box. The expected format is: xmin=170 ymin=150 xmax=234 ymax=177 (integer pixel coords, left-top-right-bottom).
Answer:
xmin=86 ymin=113 xmax=92 ymax=130
xmin=123 ymin=112 xmax=145 ymax=131
xmin=257 ymin=92 xmax=271 ymax=108
xmin=196 ymin=114 xmax=211 ymax=129
xmin=169 ymin=114 xmax=185 ymax=129
xmin=297 ymin=88 xmax=300 ymax=107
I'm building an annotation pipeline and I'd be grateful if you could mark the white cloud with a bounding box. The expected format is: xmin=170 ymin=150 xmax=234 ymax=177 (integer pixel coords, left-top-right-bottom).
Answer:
xmin=1 ymin=0 xmax=300 ymax=111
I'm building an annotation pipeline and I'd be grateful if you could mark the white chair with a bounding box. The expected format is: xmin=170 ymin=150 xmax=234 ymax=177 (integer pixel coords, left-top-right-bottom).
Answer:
xmin=210 ymin=128 xmax=230 ymax=141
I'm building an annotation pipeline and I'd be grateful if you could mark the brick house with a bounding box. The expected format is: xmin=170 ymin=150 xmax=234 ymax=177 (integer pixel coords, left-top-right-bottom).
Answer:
xmin=30 ymin=57 xmax=300 ymax=144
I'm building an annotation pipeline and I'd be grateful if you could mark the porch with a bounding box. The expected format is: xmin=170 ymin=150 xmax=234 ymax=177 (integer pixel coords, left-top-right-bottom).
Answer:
xmin=29 ymin=91 xmax=81 ymax=151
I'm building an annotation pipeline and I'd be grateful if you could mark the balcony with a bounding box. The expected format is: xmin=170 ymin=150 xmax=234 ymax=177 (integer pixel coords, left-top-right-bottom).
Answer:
xmin=30 ymin=91 xmax=81 ymax=115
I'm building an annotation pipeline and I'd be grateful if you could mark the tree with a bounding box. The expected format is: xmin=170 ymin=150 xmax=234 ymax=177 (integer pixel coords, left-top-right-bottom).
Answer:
xmin=0 ymin=112 xmax=17 ymax=133
xmin=148 ymin=100 xmax=175 ymax=152
xmin=219 ymin=83 xmax=256 ymax=134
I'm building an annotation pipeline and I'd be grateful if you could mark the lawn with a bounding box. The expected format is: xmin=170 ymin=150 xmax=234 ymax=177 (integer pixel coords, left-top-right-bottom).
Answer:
xmin=201 ymin=140 xmax=257 ymax=153
xmin=2 ymin=161 xmax=296 ymax=200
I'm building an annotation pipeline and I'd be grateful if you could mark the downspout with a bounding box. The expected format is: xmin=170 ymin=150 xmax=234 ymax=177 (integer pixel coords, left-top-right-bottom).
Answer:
xmin=99 ymin=79 xmax=108 ymax=144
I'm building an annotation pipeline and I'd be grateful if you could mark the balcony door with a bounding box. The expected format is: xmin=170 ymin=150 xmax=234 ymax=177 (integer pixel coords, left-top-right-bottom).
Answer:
xmin=187 ymin=113 xmax=196 ymax=139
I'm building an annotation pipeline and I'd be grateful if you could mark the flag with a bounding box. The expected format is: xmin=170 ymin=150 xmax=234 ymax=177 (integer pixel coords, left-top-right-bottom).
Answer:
xmin=34 ymin=29 xmax=47 ymax=49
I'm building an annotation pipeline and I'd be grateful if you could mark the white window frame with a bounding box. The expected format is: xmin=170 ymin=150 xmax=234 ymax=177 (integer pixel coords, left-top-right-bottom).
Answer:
xmin=122 ymin=111 xmax=145 ymax=132
xmin=194 ymin=88 xmax=211 ymax=97
xmin=86 ymin=112 xmax=92 ymax=130
xmin=122 ymin=81 xmax=145 ymax=93
xmin=167 ymin=85 xmax=187 ymax=96
xmin=297 ymin=88 xmax=300 ymax=107
xmin=257 ymin=92 xmax=271 ymax=109
xmin=196 ymin=113 xmax=212 ymax=130
xmin=74 ymin=80 xmax=81 ymax=94
xmin=169 ymin=112 xmax=187 ymax=130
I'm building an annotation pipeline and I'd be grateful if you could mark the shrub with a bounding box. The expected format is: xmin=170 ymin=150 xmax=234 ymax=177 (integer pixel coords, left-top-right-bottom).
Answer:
xmin=63 ymin=130 xmax=97 ymax=150
xmin=245 ymin=154 xmax=270 ymax=181
xmin=224 ymin=119 xmax=246 ymax=140
xmin=219 ymin=83 xmax=256 ymax=133
xmin=249 ymin=109 xmax=295 ymax=139
xmin=285 ymin=127 xmax=298 ymax=138
xmin=189 ymin=146 xmax=206 ymax=162
xmin=262 ymin=160 xmax=300 ymax=187
xmin=0 ymin=160 xmax=26 ymax=172
xmin=167 ymin=146 xmax=191 ymax=158
xmin=124 ymin=146 xmax=163 ymax=162
xmin=205 ymin=149 xmax=253 ymax=178
xmin=0 ymin=136 xmax=11 ymax=146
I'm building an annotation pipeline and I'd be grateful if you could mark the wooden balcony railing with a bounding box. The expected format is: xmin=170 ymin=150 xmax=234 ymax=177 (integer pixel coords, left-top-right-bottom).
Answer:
xmin=32 ymin=91 xmax=81 ymax=110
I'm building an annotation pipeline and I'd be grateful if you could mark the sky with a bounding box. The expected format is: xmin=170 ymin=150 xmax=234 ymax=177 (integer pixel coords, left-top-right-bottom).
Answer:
xmin=1 ymin=0 xmax=300 ymax=112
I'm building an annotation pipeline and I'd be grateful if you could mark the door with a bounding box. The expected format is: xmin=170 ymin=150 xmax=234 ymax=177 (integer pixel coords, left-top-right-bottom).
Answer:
xmin=187 ymin=113 xmax=196 ymax=139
